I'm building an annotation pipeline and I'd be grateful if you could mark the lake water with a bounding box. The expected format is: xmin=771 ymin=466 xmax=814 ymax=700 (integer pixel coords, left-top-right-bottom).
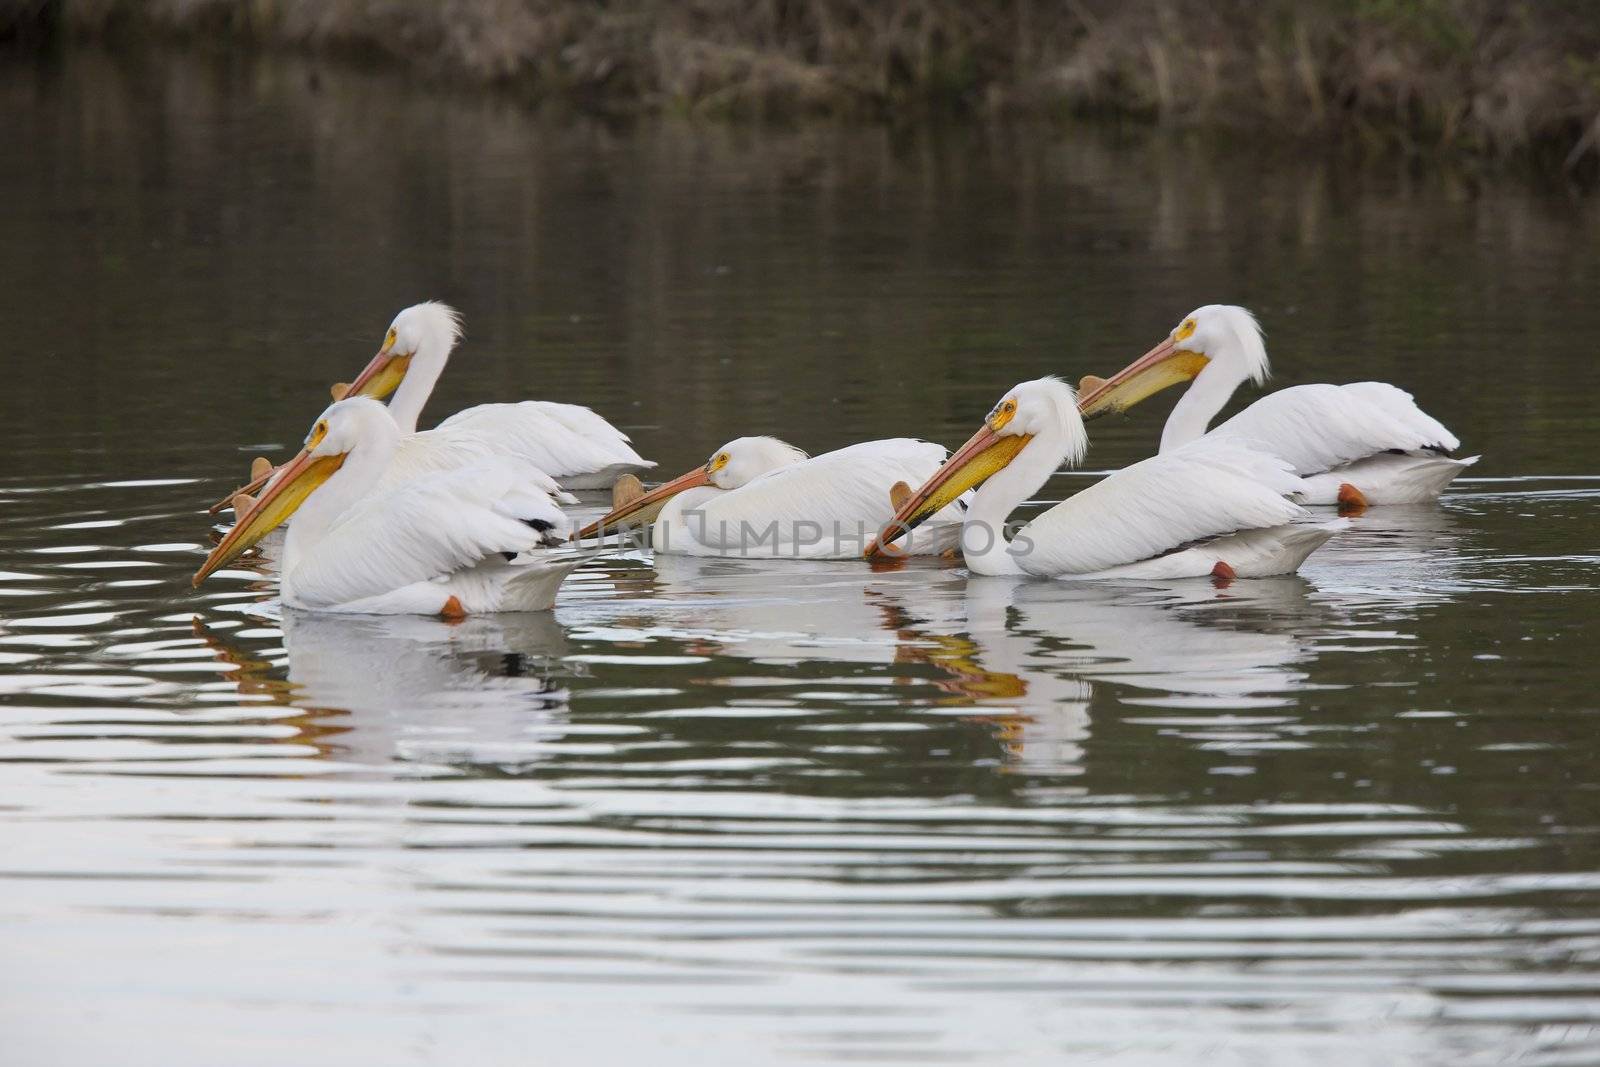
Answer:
xmin=4 ymin=44 xmax=1600 ymax=1066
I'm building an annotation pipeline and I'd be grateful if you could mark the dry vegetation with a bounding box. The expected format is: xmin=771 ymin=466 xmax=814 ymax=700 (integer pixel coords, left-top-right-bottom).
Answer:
xmin=6 ymin=0 xmax=1600 ymax=168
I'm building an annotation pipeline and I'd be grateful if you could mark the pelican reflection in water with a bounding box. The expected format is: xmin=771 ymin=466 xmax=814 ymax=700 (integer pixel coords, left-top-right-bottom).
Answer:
xmin=620 ymin=555 xmax=1331 ymax=772
xmin=193 ymin=524 xmax=1471 ymax=780
xmin=195 ymin=610 xmax=572 ymax=768
xmin=873 ymin=575 xmax=1325 ymax=770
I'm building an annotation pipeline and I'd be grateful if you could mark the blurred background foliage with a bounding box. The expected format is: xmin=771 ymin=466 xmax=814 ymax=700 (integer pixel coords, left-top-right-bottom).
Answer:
xmin=5 ymin=1 xmax=1600 ymax=172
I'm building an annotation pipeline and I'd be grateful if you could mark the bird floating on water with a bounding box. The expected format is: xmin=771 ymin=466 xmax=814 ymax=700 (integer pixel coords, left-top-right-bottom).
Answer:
xmin=867 ymin=377 xmax=1341 ymax=579
xmin=209 ymin=302 xmax=652 ymax=514
xmin=195 ymin=398 xmax=590 ymax=616
xmin=192 ymin=301 xmax=1485 ymax=612
xmin=1076 ymin=305 xmax=1476 ymax=510
xmin=578 ymin=436 xmax=966 ymax=558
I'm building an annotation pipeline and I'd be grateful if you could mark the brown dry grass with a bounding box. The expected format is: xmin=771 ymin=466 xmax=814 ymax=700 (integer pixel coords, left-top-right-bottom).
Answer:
xmin=6 ymin=1 xmax=1600 ymax=168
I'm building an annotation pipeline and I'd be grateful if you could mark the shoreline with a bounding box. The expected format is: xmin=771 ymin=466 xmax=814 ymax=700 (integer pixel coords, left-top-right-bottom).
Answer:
xmin=6 ymin=1 xmax=1600 ymax=176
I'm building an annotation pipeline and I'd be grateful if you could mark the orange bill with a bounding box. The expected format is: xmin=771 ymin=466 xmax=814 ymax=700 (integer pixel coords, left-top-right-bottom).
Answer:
xmin=1075 ymin=335 xmax=1211 ymax=419
xmin=344 ymin=328 xmax=412 ymax=402
xmin=193 ymin=447 xmax=345 ymax=585
xmin=865 ymin=423 xmax=1030 ymax=557
xmin=575 ymin=466 xmax=713 ymax=540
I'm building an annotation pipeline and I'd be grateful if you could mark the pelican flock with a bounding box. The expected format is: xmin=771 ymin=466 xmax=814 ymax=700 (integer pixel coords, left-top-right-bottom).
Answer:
xmin=193 ymin=301 xmax=1475 ymax=616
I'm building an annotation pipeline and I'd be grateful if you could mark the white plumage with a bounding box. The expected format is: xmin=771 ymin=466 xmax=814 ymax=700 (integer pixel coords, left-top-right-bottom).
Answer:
xmin=214 ymin=302 xmax=652 ymax=514
xmin=585 ymin=436 xmax=965 ymax=558
xmin=197 ymin=398 xmax=591 ymax=615
xmin=431 ymin=400 xmax=651 ymax=491
xmin=286 ymin=463 xmax=570 ymax=613
xmin=660 ymin=438 xmax=962 ymax=558
xmin=1294 ymin=449 xmax=1475 ymax=505
xmin=1202 ymin=380 xmax=1471 ymax=503
xmin=875 ymin=377 xmax=1341 ymax=579
xmin=371 ymin=427 xmax=576 ymax=504
xmin=1083 ymin=305 xmax=1475 ymax=505
xmin=1017 ymin=441 xmax=1314 ymax=577
xmin=372 ymin=303 xmax=652 ymax=489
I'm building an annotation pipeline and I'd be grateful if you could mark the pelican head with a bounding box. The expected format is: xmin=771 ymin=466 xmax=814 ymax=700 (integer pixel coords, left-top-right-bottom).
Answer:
xmin=1077 ymin=305 xmax=1268 ymax=419
xmin=194 ymin=398 xmax=395 ymax=585
xmin=577 ymin=436 xmax=807 ymax=539
xmin=343 ymin=301 xmax=463 ymax=402
xmin=705 ymin=436 xmax=808 ymax=489
xmin=867 ymin=377 xmax=1085 ymax=556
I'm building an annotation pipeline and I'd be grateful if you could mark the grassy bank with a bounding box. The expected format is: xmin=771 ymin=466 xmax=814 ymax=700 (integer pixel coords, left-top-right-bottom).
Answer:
xmin=6 ymin=1 xmax=1600 ymax=170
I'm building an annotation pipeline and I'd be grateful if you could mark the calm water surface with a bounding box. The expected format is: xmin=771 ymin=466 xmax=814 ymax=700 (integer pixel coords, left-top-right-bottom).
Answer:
xmin=3 ymin=46 xmax=1600 ymax=1066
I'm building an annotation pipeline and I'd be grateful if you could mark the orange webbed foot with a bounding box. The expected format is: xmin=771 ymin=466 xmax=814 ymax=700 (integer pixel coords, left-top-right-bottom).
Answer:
xmin=1211 ymin=560 xmax=1236 ymax=588
xmin=1337 ymin=483 xmax=1369 ymax=516
xmin=439 ymin=595 xmax=467 ymax=622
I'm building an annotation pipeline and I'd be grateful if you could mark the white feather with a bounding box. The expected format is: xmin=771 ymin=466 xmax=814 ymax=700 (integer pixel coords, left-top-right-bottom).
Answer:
xmin=500 ymin=399 xmax=640 ymax=446
xmin=374 ymin=302 xmax=653 ymax=489
xmin=1146 ymin=306 xmax=1470 ymax=503
xmin=253 ymin=399 xmax=590 ymax=615
xmin=658 ymin=438 xmax=963 ymax=558
xmin=432 ymin=401 xmax=654 ymax=489
xmin=1296 ymin=451 xmax=1479 ymax=505
xmin=377 ymin=431 xmax=577 ymax=504
xmin=1016 ymin=441 xmax=1308 ymax=577
xmin=286 ymin=459 xmax=570 ymax=611
xmin=931 ymin=378 xmax=1335 ymax=579
xmin=1206 ymin=382 xmax=1460 ymax=477
xmin=1085 ymin=521 xmax=1345 ymax=580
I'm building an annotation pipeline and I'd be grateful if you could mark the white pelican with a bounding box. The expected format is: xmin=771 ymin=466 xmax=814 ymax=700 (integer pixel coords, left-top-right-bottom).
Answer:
xmin=209 ymin=301 xmax=652 ymax=512
xmin=576 ymin=436 xmax=966 ymax=558
xmin=867 ymin=377 xmax=1341 ymax=579
xmin=1076 ymin=305 xmax=1477 ymax=508
xmin=194 ymin=398 xmax=590 ymax=615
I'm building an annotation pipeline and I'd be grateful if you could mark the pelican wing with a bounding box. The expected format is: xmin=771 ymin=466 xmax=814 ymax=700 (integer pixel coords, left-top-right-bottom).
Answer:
xmin=1210 ymin=382 xmax=1460 ymax=476
xmin=693 ymin=439 xmax=950 ymax=551
xmin=379 ymin=432 xmax=576 ymax=503
xmin=1016 ymin=442 xmax=1306 ymax=577
xmin=434 ymin=401 xmax=653 ymax=484
xmin=286 ymin=461 xmax=568 ymax=609
xmin=520 ymin=400 xmax=640 ymax=445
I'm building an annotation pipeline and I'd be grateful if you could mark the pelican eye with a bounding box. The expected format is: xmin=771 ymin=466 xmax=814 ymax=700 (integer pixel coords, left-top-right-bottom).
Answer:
xmin=707 ymin=452 xmax=730 ymax=473
xmin=384 ymin=327 xmax=398 ymax=351
xmin=987 ymin=399 xmax=1018 ymax=431
xmin=306 ymin=420 xmax=329 ymax=450
xmin=1174 ymin=318 xmax=1197 ymax=342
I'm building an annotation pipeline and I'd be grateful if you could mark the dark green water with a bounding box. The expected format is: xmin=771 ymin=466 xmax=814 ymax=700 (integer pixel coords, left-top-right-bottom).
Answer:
xmin=3 ymin=45 xmax=1600 ymax=1066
